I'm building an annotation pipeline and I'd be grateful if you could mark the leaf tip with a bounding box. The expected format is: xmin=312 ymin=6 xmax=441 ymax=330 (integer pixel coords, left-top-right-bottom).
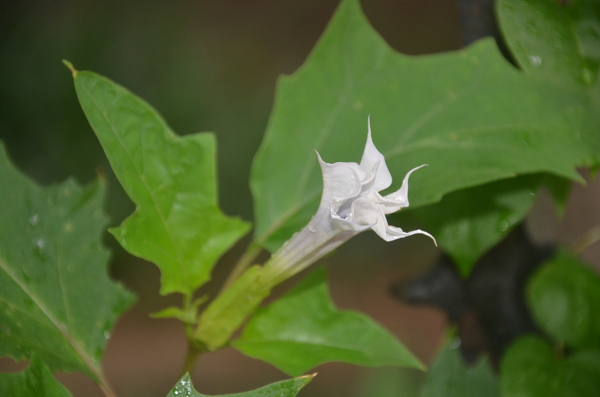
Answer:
xmin=62 ymin=59 xmax=78 ymax=75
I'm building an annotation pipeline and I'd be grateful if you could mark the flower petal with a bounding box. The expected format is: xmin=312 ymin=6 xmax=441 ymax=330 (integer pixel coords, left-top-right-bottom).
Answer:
xmin=317 ymin=152 xmax=365 ymax=207
xmin=359 ymin=117 xmax=392 ymax=192
xmin=380 ymin=164 xmax=428 ymax=214
xmin=382 ymin=226 xmax=437 ymax=245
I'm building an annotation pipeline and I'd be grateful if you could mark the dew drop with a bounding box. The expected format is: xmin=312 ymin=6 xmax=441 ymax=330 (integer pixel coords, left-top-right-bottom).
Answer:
xmin=103 ymin=330 xmax=111 ymax=339
xmin=449 ymin=336 xmax=462 ymax=349
xmin=499 ymin=221 xmax=509 ymax=231
xmin=28 ymin=214 xmax=40 ymax=226
xmin=528 ymin=55 xmax=542 ymax=67
xmin=34 ymin=238 xmax=46 ymax=250
xmin=21 ymin=267 xmax=31 ymax=282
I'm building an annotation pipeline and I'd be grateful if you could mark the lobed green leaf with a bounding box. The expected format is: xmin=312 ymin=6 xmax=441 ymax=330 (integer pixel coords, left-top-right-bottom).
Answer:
xmin=69 ymin=65 xmax=251 ymax=295
xmin=0 ymin=355 xmax=72 ymax=397
xmin=0 ymin=144 xmax=134 ymax=379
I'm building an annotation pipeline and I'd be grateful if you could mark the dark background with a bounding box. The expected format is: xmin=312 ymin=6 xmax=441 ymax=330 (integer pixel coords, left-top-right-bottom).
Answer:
xmin=1 ymin=1 xmax=599 ymax=396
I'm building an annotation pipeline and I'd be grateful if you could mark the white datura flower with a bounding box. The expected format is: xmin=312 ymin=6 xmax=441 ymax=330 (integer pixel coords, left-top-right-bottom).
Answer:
xmin=262 ymin=118 xmax=436 ymax=285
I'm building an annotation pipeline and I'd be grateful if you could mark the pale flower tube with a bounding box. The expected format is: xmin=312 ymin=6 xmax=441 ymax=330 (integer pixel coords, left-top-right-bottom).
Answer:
xmin=261 ymin=118 xmax=436 ymax=285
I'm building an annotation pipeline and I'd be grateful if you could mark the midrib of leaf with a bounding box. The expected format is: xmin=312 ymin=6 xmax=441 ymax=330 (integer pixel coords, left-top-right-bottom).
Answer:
xmin=0 ymin=255 xmax=101 ymax=378
xmin=80 ymin=80 xmax=191 ymax=293
xmin=55 ymin=225 xmax=74 ymax=345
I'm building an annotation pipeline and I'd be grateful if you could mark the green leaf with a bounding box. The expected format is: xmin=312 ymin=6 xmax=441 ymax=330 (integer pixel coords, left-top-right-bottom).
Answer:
xmin=251 ymin=0 xmax=595 ymax=254
xmin=354 ymin=368 xmax=422 ymax=397
xmin=400 ymin=175 xmax=541 ymax=275
xmin=69 ymin=65 xmax=251 ymax=295
xmin=527 ymin=250 xmax=600 ymax=350
xmin=166 ymin=373 xmax=314 ymax=397
xmin=0 ymin=355 xmax=72 ymax=397
xmin=497 ymin=0 xmax=600 ymax=88
xmin=0 ymin=144 xmax=134 ymax=379
xmin=501 ymin=336 xmax=600 ymax=397
xmin=232 ymin=267 xmax=424 ymax=377
xmin=420 ymin=340 xmax=499 ymax=397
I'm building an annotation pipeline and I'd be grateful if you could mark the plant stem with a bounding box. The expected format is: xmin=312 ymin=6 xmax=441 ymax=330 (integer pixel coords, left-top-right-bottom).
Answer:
xmin=220 ymin=243 xmax=263 ymax=293
xmin=97 ymin=372 xmax=117 ymax=397
xmin=572 ymin=224 xmax=600 ymax=255
xmin=180 ymin=341 xmax=205 ymax=378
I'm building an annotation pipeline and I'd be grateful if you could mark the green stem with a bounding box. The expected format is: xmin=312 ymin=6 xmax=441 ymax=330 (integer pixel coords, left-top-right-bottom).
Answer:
xmin=572 ymin=224 xmax=600 ymax=255
xmin=177 ymin=292 xmax=207 ymax=377
xmin=180 ymin=340 xmax=205 ymax=378
xmin=97 ymin=372 xmax=117 ymax=397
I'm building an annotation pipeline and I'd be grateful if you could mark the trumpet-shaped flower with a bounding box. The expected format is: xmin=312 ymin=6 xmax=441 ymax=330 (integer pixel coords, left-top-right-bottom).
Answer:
xmin=262 ymin=118 xmax=436 ymax=285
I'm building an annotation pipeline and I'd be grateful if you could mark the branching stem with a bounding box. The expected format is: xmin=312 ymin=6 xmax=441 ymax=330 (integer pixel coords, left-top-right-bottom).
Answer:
xmin=572 ymin=224 xmax=600 ymax=255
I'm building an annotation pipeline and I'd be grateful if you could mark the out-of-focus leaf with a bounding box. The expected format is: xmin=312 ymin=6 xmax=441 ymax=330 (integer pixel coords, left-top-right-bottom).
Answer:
xmin=501 ymin=335 xmax=600 ymax=397
xmin=251 ymin=0 xmax=595 ymax=257
xmin=68 ymin=63 xmax=251 ymax=296
xmin=354 ymin=367 xmax=422 ymax=397
xmin=0 ymin=355 xmax=72 ymax=397
xmin=399 ymin=175 xmax=540 ymax=275
xmin=232 ymin=267 xmax=424 ymax=377
xmin=166 ymin=373 xmax=314 ymax=397
xmin=527 ymin=250 xmax=600 ymax=350
xmin=497 ymin=0 xmax=600 ymax=88
xmin=420 ymin=339 xmax=498 ymax=397
xmin=0 ymin=144 xmax=134 ymax=379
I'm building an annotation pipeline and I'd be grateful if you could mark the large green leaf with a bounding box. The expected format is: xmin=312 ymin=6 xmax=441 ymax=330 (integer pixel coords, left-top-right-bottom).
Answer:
xmin=399 ymin=175 xmax=541 ymax=275
xmin=232 ymin=267 xmax=424 ymax=377
xmin=497 ymin=0 xmax=600 ymax=89
xmin=251 ymin=0 xmax=595 ymax=254
xmin=420 ymin=341 xmax=498 ymax=397
xmin=68 ymin=64 xmax=251 ymax=295
xmin=527 ymin=250 xmax=600 ymax=351
xmin=166 ymin=373 xmax=313 ymax=397
xmin=0 ymin=144 xmax=133 ymax=379
xmin=0 ymin=355 xmax=72 ymax=397
xmin=501 ymin=336 xmax=600 ymax=397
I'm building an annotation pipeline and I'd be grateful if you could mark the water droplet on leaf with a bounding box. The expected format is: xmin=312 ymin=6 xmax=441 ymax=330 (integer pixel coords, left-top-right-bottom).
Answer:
xmin=28 ymin=214 xmax=40 ymax=226
xmin=499 ymin=221 xmax=509 ymax=231
xmin=528 ymin=55 xmax=542 ymax=67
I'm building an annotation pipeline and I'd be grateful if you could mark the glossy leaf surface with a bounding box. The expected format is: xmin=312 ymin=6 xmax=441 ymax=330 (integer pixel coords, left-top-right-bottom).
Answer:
xmin=233 ymin=268 xmax=423 ymax=377
xmin=251 ymin=0 xmax=595 ymax=257
xmin=527 ymin=250 xmax=600 ymax=350
xmin=70 ymin=65 xmax=251 ymax=295
xmin=166 ymin=373 xmax=313 ymax=397
xmin=0 ymin=144 xmax=134 ymax=379
xmin=501 ymin=336 xmax=600 ymax=397
xmin=497 ymin=0 xmax=600 ymax=88
xmin=0 ymin=355 xmax=72 ymax=397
